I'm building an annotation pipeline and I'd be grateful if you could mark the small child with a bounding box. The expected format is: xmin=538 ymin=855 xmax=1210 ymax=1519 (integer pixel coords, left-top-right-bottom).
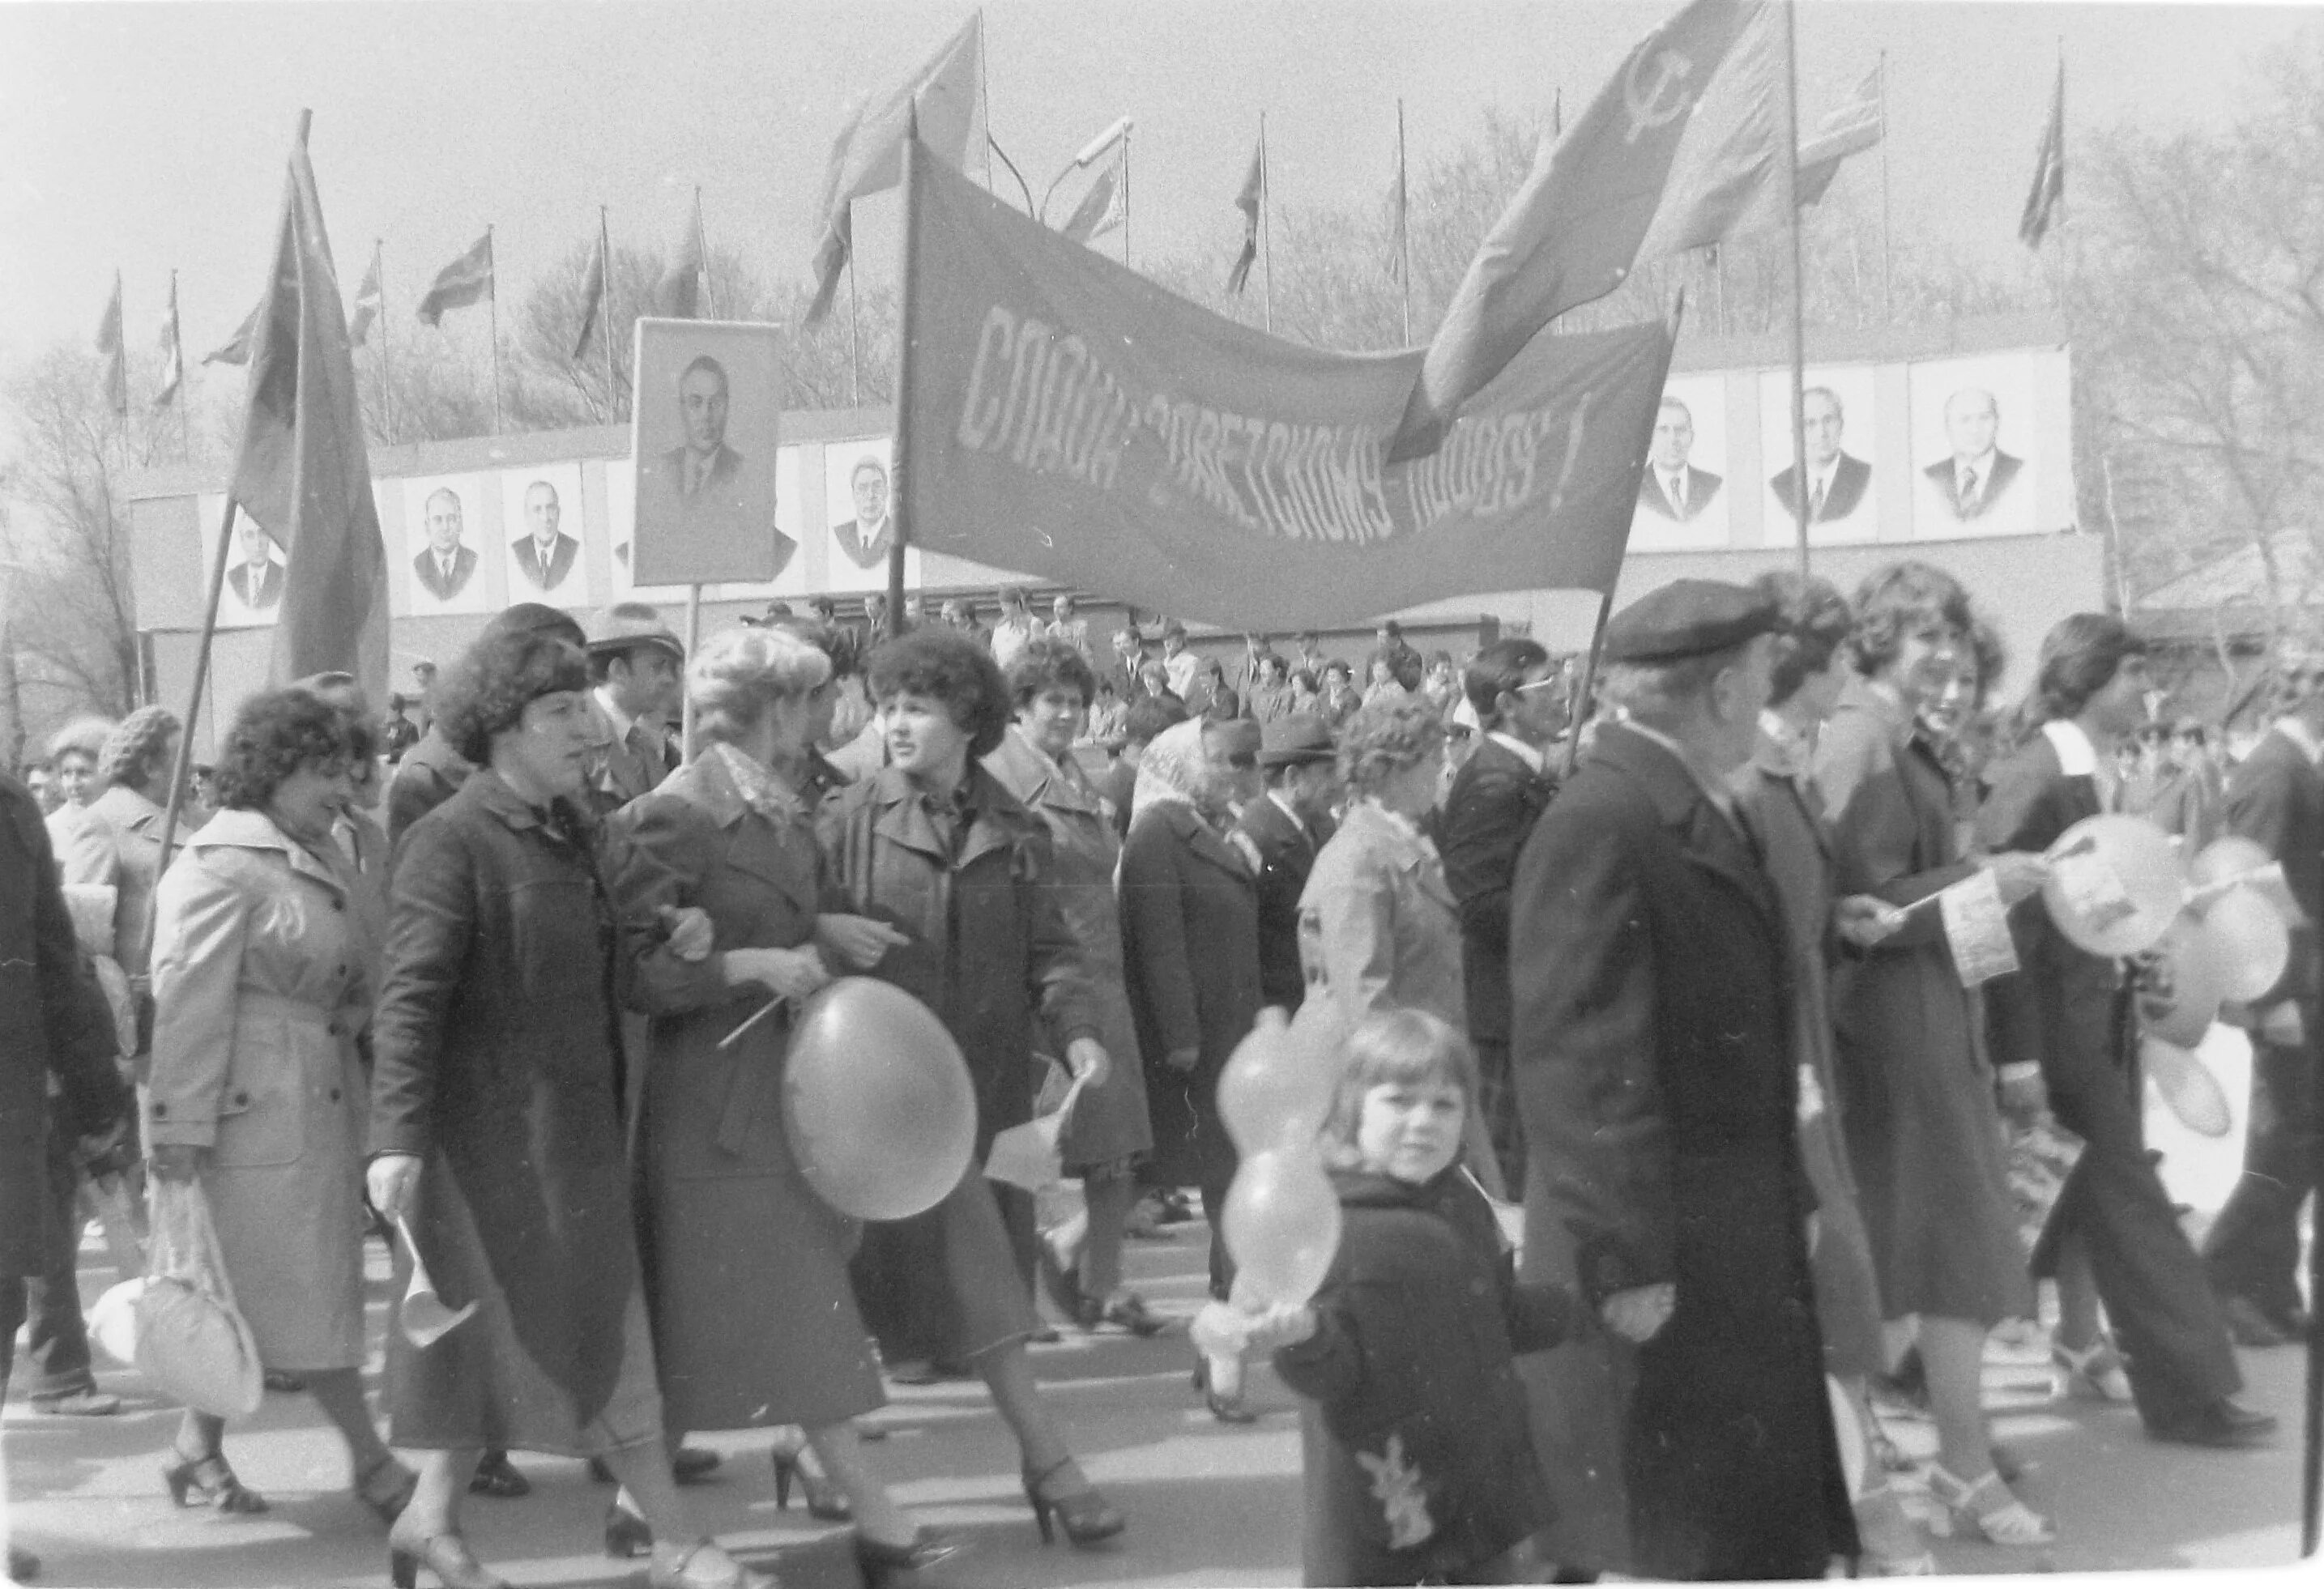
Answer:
xmin=1200 ymin=1009 xmax=1576 ymax=1587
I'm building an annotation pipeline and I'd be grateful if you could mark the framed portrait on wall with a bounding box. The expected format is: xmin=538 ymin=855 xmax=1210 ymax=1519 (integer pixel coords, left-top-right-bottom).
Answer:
xmin=196 ymin=493 xmax=282 ymax=628
xmin=500 ymin=462 xmax=589 ymax=607
xmin=1628 ymin=374 xmax=1731 ymax=552
xmin=1909 ymin=353 xmax=2040 ymax=539
xmin=1758 ymin=365 xmax=1881 ymax=546
xmin=401 ymin=474 xmax=497 ymax=616
xmin=821 ymin=436 xmax=919 ymax=594
xmin=630 ymin=319 xmax=791 ymax=587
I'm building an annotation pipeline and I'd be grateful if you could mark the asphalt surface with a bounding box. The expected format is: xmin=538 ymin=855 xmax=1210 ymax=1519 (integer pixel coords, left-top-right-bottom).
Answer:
xmin=4 ymin=1026 xmax=2315 ymax=1587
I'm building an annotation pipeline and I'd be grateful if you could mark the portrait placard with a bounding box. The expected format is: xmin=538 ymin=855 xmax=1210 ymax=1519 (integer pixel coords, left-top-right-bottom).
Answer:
xmin=1909 ymin=353 xmax=2039 ymax=539
xmin=606 ymin=459 xmax=689 ymax=603
xmin=1628 ymin=373 xmax=1731 ymax=552
xmin=630 ymin=318 xmax=789 ymax=586
xmin=402 ymin=475 xmax=495 ymax=616
xmin=196 ymin=493 xmax=282 ymax=629
xmin=1758 ymin=365 xmax=1880 ymax=546
xmin=822 ymin=437 xmax=920 ymax=594
xmin=500 ymin=463 xmax=588 ymax=607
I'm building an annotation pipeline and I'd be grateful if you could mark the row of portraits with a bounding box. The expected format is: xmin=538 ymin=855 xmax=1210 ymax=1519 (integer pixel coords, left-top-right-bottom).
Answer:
xmin=1627 ymin=349 xmax=2064 ymax=552
xmin=194 ymin=439 xmax=923 ymax=629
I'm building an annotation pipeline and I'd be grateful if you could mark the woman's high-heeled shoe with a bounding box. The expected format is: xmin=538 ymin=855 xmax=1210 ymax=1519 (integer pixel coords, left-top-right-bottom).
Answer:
xmin=353 ymin=1454 xmax=419 ymax=1527
xmin=855 ymin=1530 xmax=966 ymax=1589
xmin=647 ymin=1538 xmax=777 ymax=1589
xmin=2053 ymin=1337 xmax=2132 ymax=1403
xmin=1925 ymin=1462 xmax=2056 ymax=1547
xmin=605 ymin=1499 xmax=654 ymax=1559
xmin=1021 ymin=1456 xmax=1124 ymax=1549
xmin=162 ymin=1450 xmax=270 ymax=1514
xmin=768 ymin=1426 xmax=851 ymax=1521
xmin=386 ymin=1518 xmax=510 ymax=1589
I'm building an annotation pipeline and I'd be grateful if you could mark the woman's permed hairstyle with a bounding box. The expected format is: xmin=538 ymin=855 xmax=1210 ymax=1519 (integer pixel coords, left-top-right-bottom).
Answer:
xmin=1007 ymin=637 xmax=1098 ymax=712
xmin=436 ymin=629 xmax=591 ymax=765
xmin=96 ymin=705 xmax=181 ymax=793
xmin=1318 ymin=1009 xmax=1482 ymax=1170
xmin=210 ymin=688 xmax=352 ymax=812
xmin=46 ymin=715 xmax=117 ymax=769
xmin=1848 ymin=560 xmax=1974 ymax=679
xmin=1755 ymin=571 xmax=1854 ymax=707
xmin=691 ymin=626 xmax=833 ymax=748
xmin=866 ymin=628 xmax=1013 ymax=758
xmin=1337 ymin=695 xmax=1446 ymax=794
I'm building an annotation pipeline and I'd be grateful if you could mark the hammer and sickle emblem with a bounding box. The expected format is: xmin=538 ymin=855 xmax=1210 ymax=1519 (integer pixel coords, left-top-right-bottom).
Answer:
xmin=1623 ymin=46 xmax=1695 ymax=143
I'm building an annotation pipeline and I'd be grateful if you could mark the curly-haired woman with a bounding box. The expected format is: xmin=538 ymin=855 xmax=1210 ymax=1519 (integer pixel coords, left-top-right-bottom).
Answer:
xmin=821 ymin=627 xmax=1126 ymax=1549
xmin=366 ymin=627 xmax=773 ymax=1589
xmin=145 ymin=688 xmax=416 ymax=1526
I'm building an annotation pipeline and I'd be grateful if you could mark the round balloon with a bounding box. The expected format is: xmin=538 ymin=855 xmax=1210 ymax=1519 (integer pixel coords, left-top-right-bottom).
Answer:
xmin=2134 ymin=913 xmax=2225 ymax=1049
xmin=1217 ymin=1007 xmax=1343 ymax=1153
xmin=2189 ymin=835 xmax=2271 ymax=892
xmin=783 ymin=978 xmax=977 ymax=1221
xmin=2139 ymin=1033 xmax=2232 ymax=1139
xmin=2201 ymin=885 xmax=2291 ymax=1004
xmin=2040 ymin=814 xmax=2185 ymax=958
xmin=1222 ymin=1145 xmax=1343 ymax=1306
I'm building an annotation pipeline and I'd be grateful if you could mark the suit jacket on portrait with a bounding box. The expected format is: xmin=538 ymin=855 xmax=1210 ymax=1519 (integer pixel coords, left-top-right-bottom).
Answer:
xmin=1636 ymin=463 xmax=1725 ymax=523
xmin=1769 ymin=453 xmax=1871 ymax=524
xmin=1921 ymin=450 xmax=2023 ymax=520
xmin=229 ymin=557 xmax=284 ymax=610
xmin=662 ymin=443 xmax=743 ymax=499
xmin=510 ymin=533 xmax=582 ymax=592
xmin=833 ymin=514 xmax=895 ymax=571
xmin=411 ymin=545 xmax=480 ymax=602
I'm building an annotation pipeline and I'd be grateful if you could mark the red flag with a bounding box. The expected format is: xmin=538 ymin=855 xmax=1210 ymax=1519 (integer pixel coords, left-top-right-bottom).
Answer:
xmin=155 ymin=273 xmax=185 ymax=407
xmin=96 ymin=272 xmax=127 ymax=416
xmin=2020 ymin=59 xmax=2064 ymax=248
xmin=804 ymin=12 xmax=986 ymax=323
xmin=1389 ymin=0 xmax=1764 ymax=461
xmin=416 ymin=229 xmax=493 ymax=326
xmin=231 ymin=126 xmax=390 ymax=709
xmin=347 ymin=245 xmax=382 ymax=347
xmin=657 ymin=193 xmax=706 ymax=317
xmin=1226 ymin=134 xmax=1264 ymax=293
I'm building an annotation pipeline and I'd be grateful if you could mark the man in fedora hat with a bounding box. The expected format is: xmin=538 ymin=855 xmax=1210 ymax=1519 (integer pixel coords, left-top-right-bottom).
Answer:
xmin=1231 ymin=714 xmax=1340 ymax=1012
xmin=582 ymin=602 xmax=685 ymax=816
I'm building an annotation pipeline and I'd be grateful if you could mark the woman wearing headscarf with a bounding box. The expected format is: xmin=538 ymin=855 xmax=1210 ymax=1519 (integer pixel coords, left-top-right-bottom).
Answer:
xmin=367 ymin=626 xmax=774 ymax=1589
xmin=144 ymin=688 xmax=413 ymax=1525
xmin=608 ymin=626 xmax=952 ymax=1586
xmin=1119 ymin=716 xmax=1264 ymax=1416
xmin=985 ymin=639 xmax=1161 ymax=1336
xmin=819 ymin=628 xmax=1125 ymax=1549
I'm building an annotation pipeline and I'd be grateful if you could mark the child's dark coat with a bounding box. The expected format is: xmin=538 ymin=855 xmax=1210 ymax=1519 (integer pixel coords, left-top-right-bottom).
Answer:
xmin=1273 ymin=1166 xmax=1575 ymax=1587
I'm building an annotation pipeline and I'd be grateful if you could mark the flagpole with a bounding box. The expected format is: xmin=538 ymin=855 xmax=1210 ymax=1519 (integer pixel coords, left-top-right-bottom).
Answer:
xmin=977 ymin=6 xmax=993 ymax=190
xmin=694 ymin=186 xmax=717 ymax=317
xmin=1260 ymin=111 xmax=1273 ymax=334
xmin=846 ymin=237 xmax=864 ymax=407
xmin=1396 ymin=100 xmax=1413 ymax=346
xmin=172 ymin=270 xmax=190 ymax=463
xmin=375 ymin=241 xmax=394 ymax=445
xmin=890 ymin=109 xmax=926 ymax=637
xmin=1120 ymin=127 xmax=1132 ymax=268
xmin=1878 ymin=50 xmax=1893 ymax=323
xmin=486 ymin=224 xmax=503 ymax=434
xmin=599 ymin=208 xmax=617 ymax=423
xmin=1781 ymin=0 xmax=1810 ymax=577
xmin=1562 ymin=592 xmax=1613 ymax=782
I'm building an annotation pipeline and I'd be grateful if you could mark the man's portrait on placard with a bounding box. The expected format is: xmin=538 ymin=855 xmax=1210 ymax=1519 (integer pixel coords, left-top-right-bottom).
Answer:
xmin=1910 ymin=354 xmax=2039 ymax=539
xmin=631 ymin=321 xmax=791 ymax=587
xmin=1759 ymin=365 xmax=1880 ymax=545
xmin=822 ymin=437 xmax=919 ymax=594
xmin=501 ymin=462 xmax=588 ymax=607
xmin=689 ymin=446 xmax=811 ymax=602
xmin=1628 ymin=375 xmax=1729 ymax=552
xmin=197 ymin=494 xmax=280 ymax=628
xmin=402 ymin=475 xmax=496 ymax=616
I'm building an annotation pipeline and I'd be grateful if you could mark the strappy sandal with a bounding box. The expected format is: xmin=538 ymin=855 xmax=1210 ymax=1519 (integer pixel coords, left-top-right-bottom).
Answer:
xmin=1853 ymin=1479 xmax=1935 ymax=1574
xmin=2053 ymin=1337 xmax=2132 ymax=1403
xmin=1925 ymin=1462 xmax=2055 ymax=1546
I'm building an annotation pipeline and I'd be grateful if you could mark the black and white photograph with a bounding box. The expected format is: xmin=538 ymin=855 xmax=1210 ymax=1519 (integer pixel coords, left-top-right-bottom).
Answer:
xmin=6 ymin=4 xmax=2322 ymax=1588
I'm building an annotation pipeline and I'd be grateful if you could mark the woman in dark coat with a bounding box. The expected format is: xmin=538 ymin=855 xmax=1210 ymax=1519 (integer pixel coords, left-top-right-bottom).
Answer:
xmin=366 ymin=627 xmax=772 ymax=1589
xmin=818 ymin=628 xmax=1125 ymax=1550
xmin=1119 ymin=719 xmax=1263 ymax=1294
xmin=608 ymin=626 xmax=953 ymax=1583
xmin=1813 ymin=562 xmax=2049 ymax=1546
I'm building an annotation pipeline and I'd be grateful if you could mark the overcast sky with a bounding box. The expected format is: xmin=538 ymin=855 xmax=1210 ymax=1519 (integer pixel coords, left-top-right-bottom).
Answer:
xmin=0 ymin=0 xmax=2313 ymax=381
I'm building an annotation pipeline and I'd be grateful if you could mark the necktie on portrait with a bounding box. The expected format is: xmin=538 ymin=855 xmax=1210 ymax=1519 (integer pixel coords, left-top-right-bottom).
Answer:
xmin=1958 ymin=463 xmax=1981 ymax=513
xmin=1809 ymin=473 xmax=1827 ymax=520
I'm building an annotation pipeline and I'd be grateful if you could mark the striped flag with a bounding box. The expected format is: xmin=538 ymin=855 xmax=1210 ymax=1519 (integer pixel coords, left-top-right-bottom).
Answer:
xmin=348 ymin=244 xmax=383 ymax=346
xmin=416 ymin=230 xmax=493 ymax=326
xmin=2019 ymin=60 xmax=2064 ymax=248
xmin=96 ymin=272 xmax=127 ymax=416
xmin=1226 ymin=134 xmax=1264 ymax=293
xmin=155 ymin=273 xmax=185 ymax=407
xmin=202 ymin=301 xmax=260 ymax=365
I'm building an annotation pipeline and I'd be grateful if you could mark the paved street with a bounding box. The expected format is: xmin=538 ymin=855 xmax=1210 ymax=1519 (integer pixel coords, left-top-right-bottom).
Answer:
xmin=5 ymin=1030 xmax=2314 ymax=1587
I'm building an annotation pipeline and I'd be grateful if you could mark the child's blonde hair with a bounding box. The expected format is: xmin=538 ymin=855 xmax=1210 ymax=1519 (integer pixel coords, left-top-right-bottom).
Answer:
xmin=1318 ymin=1008 xmax=1481 ymax=1169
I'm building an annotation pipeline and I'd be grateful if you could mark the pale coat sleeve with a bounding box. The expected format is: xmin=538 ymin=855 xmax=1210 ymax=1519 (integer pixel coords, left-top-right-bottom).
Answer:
xmin=145 ymin=854 xmax=250 ymax=1149
xmin=1298 ymin=837 xmax=1401 ymax=1024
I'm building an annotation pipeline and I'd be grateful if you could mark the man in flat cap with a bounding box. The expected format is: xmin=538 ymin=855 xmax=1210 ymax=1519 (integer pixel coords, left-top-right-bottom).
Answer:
xmin=582 ymin=602 xmax=685 ymax=816
xmin=1508 ymin=578 xmax=1855 ymax=1581
xmin=1231 ymin=714 xmax=1340 ymax=1012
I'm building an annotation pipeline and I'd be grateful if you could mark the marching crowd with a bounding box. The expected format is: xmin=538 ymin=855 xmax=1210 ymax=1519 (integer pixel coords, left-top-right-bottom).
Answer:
xmin=2 ymin=559 xmax=2309 ymax=1587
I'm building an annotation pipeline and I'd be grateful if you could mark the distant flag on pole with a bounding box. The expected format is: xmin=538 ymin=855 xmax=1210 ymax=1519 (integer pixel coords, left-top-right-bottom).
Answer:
xmin=232 ymin=120 xmax=391 ymax=711
xmin=1388 ymin=0 xmax=1767 ymax=461
xmin=416 ymin=230 xmax=493 ymax=326
xmin=154 ymin=274 xmax=185 ymax=408
xmin=96 ymin=272 xmax=127 ymax=416
xmin=203 ymin=301 xmax=261 ymax=366
xmin=1385 ymin=139 xmax=1409 ymax=286
xmin=1060 ymin=146 xmax=1126 ymax=245
xmin=657 ymin=193 xmax=706 ymax=317
xmin=1724 ymin=61 xmax=1883 ymax=238
xmin=574 ymin=224 xmax=609 ymax=356
xmin=1226 ymin=134 xmax=1264 ymax=293
xmin=803 ymin=11 xmax=987 ymax=323
xmin=347 ymin=244 xmax=383 ymax=346
xmin=2019 ymin=58 xmax=2064 ymax=248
